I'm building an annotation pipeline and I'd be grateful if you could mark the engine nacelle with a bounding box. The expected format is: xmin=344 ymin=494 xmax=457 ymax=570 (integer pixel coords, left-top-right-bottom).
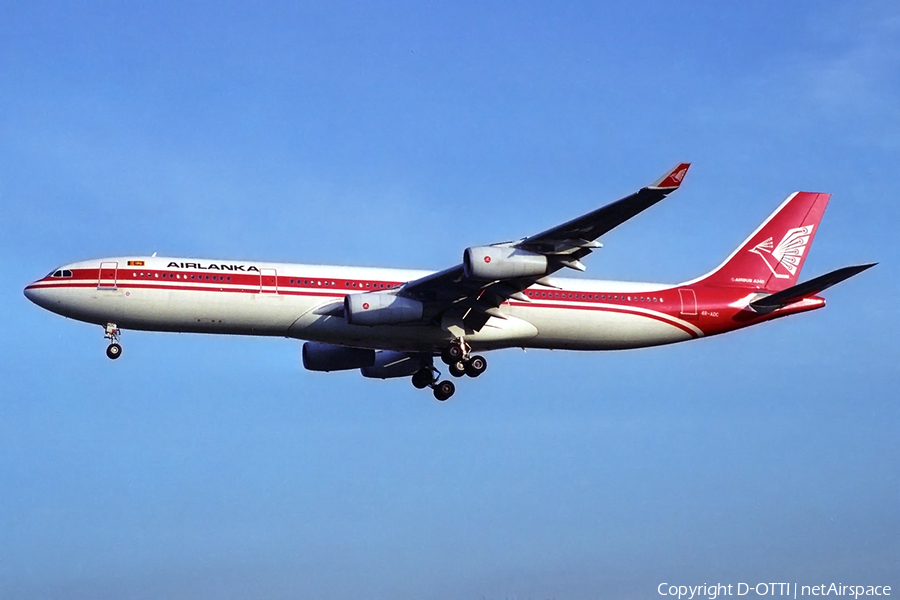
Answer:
xmin=344 ymin=292 xmax=424 ymax=326
xmin=463 ymin=246 xmax=549 ymax=280
xmin=302 ymin=342 xmax=375 ymax=372
xmin=361 ymin=351 xmax=425 ymax=379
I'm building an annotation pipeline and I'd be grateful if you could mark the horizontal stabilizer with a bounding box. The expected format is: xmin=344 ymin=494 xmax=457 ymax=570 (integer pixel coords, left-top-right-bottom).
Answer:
xmin=750 ymin=263 xmax=876 ymax=311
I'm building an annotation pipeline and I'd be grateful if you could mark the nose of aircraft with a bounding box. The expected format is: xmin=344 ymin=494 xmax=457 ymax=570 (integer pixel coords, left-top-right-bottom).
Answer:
xmin=24 ymin=283 xmax=43 ymax=306
xmin=24 ymin=281 xmax=56 ymax=311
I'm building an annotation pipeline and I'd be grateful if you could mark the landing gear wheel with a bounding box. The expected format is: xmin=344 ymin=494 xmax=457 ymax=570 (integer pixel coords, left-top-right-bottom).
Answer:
xmin=464 ymin=355 xmax=487 ymax=378
xmin=103 ymin=323 xmax=122 ymax=360
xmin=433 ymin=380 xmax=455 ymax=401
xmin=448 ymin=361 xmax=467 ymax=378
xmin=411 ymin=368 xmax=435 ymax=389
xmin=441 ymin=343 xmax=464 ymax=365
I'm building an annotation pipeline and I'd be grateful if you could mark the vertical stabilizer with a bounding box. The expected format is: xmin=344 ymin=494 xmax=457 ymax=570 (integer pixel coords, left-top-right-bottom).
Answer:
xmin=693 ymin=192 xmax=830 ymax=292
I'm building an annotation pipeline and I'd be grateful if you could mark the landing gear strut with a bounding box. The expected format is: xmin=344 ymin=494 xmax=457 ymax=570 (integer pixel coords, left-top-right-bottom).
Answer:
xmin=104 ymin=323 xmax=122 ymax=360
xmin=412 ymin=338 xmax=489 ymax=401
xmin=441 ymin=338 xmax=468 ymax=365
xmin=441 ymin=338 xmax=487 ymax=379
xmin=411 ymin=368 xmax=435 ymax=389
xmin=409 ymin=339 xmax=490 ymax=401
xmin=409 ymin=365 xmax=456 ymax=401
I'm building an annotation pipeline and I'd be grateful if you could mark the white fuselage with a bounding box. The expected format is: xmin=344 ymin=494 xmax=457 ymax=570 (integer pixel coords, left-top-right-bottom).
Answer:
xmin=25 ymin=256 xmax=705 ymax=353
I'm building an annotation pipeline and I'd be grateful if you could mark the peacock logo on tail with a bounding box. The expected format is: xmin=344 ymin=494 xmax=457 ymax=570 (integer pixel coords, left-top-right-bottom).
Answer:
xmin=749 ymin=225 xmax=814 ymax=279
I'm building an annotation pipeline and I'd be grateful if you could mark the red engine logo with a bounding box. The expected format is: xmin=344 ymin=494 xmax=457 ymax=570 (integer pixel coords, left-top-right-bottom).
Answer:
xmin=484 ymin=256 xmax=491 ymax=263
xmin=362 ymin=302 xmax=370 ymax=310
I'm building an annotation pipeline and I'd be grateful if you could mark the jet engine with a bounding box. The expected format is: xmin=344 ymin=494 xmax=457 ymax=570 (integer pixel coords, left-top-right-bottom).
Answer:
xmin=302 ymin=342 xmax=375 ymax=372
xmin=463 ymin=246 xmax=549 ymax=280
xmin=361 ymin=351 xmax=426 ymax=379
xmin=344 ymin=293 xmax=423 ymax=326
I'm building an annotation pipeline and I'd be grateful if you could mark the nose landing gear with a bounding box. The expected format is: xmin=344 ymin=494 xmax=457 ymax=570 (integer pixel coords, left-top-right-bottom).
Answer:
xmin=104 ymin=323 xmax=122 ymax=360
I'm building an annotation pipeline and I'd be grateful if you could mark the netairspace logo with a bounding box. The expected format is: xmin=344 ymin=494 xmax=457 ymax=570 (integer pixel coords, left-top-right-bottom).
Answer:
xmin=658 ymin=583 xmax=891 ymax=600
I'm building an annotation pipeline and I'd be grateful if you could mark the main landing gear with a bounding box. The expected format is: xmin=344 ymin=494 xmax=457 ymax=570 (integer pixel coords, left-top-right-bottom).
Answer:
xmin=441 ymin=339 xmax=487 ymax=380
xmin=104 ymin=323 xmax=122 ymax=360
xmin=410 ymin=366 xmax=456 ymax=402
xmin=412 ymin=338 xmax=487 ymax=401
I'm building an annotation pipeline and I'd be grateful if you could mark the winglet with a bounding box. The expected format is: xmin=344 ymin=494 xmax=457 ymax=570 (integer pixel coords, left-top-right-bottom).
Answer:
xmin=650 ymin=162 xmax=691 ymax=190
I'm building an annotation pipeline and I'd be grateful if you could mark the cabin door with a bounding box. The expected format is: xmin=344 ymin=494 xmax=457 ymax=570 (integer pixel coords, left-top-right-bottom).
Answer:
xmin=98 ymin=261 xmax=118 ymax=290
xmin=260 ymin=268 xmax=278 ymax=293
xmin=678 ymin=288 xmax=697 ymax=316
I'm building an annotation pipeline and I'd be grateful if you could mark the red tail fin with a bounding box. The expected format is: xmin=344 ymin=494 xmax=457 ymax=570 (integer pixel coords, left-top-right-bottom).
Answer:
xmin=692 ymin=192 xmax=830 ymax=292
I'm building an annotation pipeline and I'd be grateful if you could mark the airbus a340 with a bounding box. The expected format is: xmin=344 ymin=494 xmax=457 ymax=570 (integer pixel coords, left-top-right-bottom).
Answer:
xmin=24 ymin=164 xmax=874 ymax=400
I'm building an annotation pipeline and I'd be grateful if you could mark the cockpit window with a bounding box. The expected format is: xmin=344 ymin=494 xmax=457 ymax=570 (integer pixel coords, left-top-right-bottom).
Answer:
xmin=49 ymin=269 xmax=73 ymax=278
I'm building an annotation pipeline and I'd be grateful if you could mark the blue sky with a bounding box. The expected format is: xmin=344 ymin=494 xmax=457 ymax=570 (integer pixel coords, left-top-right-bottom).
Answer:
xmin=1 ymin=1 xmax=898 ymax=598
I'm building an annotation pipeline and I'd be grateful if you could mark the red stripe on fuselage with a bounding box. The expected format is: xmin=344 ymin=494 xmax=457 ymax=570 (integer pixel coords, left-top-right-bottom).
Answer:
xmin=28 ymin=268 xmax=700 ymax=338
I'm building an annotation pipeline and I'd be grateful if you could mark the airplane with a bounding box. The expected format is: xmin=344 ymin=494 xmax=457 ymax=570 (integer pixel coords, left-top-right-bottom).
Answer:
xmin=24 ymin=163 xmax=875 ymax=401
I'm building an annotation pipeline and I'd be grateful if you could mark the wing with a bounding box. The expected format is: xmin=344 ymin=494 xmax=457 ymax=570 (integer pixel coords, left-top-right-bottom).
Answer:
xmin=398 ymin=163 xmax=691 ymax=331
